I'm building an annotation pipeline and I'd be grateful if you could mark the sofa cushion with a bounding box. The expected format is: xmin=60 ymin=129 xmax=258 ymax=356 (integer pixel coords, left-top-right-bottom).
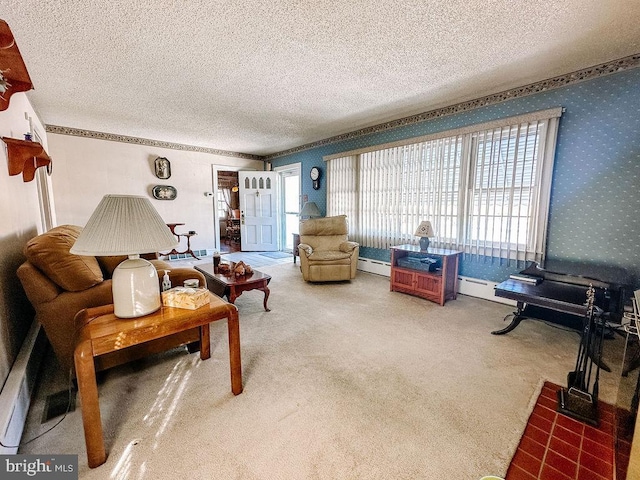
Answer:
xmin=96 ymin=255 xmax=128 ymax=277
xmin=97 ymin=253 xmax=166 ymax=278
xmin=24 ymin=225 xmax=104 ymax=292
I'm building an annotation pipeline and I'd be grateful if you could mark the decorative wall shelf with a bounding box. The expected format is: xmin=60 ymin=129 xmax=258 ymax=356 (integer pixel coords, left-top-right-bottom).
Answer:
xmin=0 ymin=20 xmax=33 ymax=112
xmin=2 ymin=137 xmax=52 ymax=182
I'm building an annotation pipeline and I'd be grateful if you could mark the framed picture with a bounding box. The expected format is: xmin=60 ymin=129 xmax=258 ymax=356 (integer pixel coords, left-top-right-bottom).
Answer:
xmin=154 ymin=157 xmax=171 ymax=179
xmin=152 ymin=185 xmax=177 ymax=200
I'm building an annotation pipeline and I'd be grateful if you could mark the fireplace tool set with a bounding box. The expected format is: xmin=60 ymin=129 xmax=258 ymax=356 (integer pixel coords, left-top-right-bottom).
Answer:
xmin=558 ymin=284 xmax=605 ymax=426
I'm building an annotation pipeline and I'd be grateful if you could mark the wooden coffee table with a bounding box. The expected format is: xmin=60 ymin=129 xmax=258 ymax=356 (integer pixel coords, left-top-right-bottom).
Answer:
xmin=196 ymin=262 xmax=271 ymax=311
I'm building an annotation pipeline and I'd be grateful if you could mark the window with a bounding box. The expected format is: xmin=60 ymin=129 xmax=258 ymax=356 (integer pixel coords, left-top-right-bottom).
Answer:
xmin=326 ymin=108 xmax=562 ymax=262
xmin=217 ymin=189 xmax=228 ymax=219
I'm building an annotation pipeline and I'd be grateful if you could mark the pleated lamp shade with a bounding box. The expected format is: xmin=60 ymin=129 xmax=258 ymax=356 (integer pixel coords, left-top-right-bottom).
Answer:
xmin=300 ymin=201 xmax=321 ymax=219
xmin=70 ymin=194 xmax=178 ymax=256
xmin=70 ymin=195 xmax=178 ymax=318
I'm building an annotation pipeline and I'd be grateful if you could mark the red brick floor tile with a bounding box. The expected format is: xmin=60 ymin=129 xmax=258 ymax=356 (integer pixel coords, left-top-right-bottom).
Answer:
xmin=506 ymin=464 xmax=538 ymax=480
xmin=616 ymin=455 xmax=631 ymax=480
xmin=511 ymin=448 xmax=543 ymax=477
xmin=549 ymin=436 xmax=580 ymax=463
xmin=534 ymin=403 xmax=558 ymax=422
xmin=525 ymin=423 xmax=551 ymax=446
xmin=617 ymin=439 xmax=631 ymax=456
xmin=530 ymin=412 xmax=554 ymax=433
xmin=598 ymin=401 xmax=615 ymax=414
xmin=545 ymin=450 xmax=577 ymax=478
xmin=579 ymin=450 xmax=613 ymax=478
xmin=538 ymin=394 xmax=559 ymax=411
xmin=520 ymin=435 xmax=547 ymax=460
xmin=598 ymin=408 xmax=614 ymax=425
xmin=578 ymin=466 xmax=608 ymax=480
xmin=540 ymin=464 xmax=573 ymax=480
xmin=556 ymin=414 xmax=586 ymax=435
xmin=596 ymin=418 xmax=614 ymax=437
xmin=581 ymin=437 xmax=613 ymax=465
xmin=541 ymin=385 xmax=559 ymax=400
xmin=583 ymin=426 xmax=613 ymax=446
xmin=552 ymin=424 xmax=582 ymax=448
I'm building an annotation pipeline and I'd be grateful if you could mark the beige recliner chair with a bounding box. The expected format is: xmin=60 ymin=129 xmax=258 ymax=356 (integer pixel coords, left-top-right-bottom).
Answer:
xmin=298 ymin=215 xmax=359 ymax=282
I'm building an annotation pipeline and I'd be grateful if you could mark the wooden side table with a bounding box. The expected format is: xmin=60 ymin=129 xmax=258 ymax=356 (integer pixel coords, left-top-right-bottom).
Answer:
xmin=165 ymin=222 xmax=201 ymax=260
xmin=74 ymin=293 xmax=241 ymax=468
xmin=293 ymin=233 xmax=300 ymax=264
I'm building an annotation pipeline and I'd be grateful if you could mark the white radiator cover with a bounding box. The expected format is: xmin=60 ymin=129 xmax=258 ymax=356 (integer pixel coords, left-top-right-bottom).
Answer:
xmin=0 ymin=322 xmax=45 ymax=454
xmin=357 ymin=257 xmax=516 ymax=305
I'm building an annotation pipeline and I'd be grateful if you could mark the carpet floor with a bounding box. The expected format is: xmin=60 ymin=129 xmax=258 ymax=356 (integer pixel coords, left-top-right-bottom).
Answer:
xmin=19 ymin=262 xmax=623 ymax=479
xmin=259 ymin=251 xmax=292 ymax=259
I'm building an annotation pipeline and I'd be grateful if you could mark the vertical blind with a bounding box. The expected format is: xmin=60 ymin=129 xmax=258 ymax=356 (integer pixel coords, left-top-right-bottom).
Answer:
xmin=326 ymin=108 xmax=562 ymax=262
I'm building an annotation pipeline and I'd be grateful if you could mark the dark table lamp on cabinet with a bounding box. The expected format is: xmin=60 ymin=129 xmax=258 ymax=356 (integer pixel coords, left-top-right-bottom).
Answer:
xmin=414 ymin=220 xmax=434 ymax=251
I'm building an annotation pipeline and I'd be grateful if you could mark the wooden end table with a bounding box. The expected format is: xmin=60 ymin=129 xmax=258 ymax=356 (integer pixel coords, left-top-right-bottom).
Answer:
xmin=196 ymin=262 xmax=271 ymax=311
xmin=293 ymin=233 xmax=300 ymax=264
xmin=74 ymin=293 xmax=241 ymax=468
xmin=164 ymin=222 xmax=201 ymax=260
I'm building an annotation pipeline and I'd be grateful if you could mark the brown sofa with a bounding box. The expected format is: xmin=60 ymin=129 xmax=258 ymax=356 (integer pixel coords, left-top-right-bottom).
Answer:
xmin=298 ymin=215 xmax=359 ymax=282
xmin=16 ymin=225 xmax=207 ymax=373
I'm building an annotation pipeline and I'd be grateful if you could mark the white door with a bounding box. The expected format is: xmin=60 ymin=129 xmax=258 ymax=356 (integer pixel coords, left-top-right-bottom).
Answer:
xmin=239 ymin=172 xmax=279 ymax=251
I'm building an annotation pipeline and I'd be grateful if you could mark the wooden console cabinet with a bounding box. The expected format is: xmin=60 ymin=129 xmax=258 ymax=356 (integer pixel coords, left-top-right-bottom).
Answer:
xmin=390 ymin=244 xmax=462 ymax=306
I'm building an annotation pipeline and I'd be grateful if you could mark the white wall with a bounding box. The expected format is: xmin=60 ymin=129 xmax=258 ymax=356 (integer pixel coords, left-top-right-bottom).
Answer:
xmin=0 ymin=92 xmax=49 ymax=453
xmin=0 ymin=93 xmax=47 ymax=386
xmin=47 ymin=134 xmax=264 ymax=252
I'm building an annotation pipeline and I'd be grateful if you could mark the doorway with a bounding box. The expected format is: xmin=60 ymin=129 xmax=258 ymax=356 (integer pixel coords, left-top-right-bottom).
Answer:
xmin=276 ymin=163 xmax=301 ymax=251
xmin=217 ymin=171 xmax=241 ymax=254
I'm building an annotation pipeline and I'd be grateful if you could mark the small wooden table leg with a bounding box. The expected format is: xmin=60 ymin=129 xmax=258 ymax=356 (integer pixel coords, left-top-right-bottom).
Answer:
xmin=75 ymin=339 xmax=107 ymax=468
xmin=261 ymin=285 xmax=271 ymax=311
xmin=227 ymin=308 xmax=243 ymax=395
xmin=199 ymin=323 xmax=210 ymax=360
xmin=228 ymin=285 xmax=238 ymax=304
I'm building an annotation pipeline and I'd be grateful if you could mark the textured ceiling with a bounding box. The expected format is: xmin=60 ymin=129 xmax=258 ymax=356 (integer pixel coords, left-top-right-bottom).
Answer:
xmin=3 ymin=1 xmax=640 ymax=156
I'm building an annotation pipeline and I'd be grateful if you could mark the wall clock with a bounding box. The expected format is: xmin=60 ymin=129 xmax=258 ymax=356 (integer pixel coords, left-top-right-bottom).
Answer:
xmin=310 ymin=166 xmax=321 ymax=190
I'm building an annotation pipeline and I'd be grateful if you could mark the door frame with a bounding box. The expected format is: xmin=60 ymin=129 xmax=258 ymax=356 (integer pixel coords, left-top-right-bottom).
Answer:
xmin=211 ymin=165 xmax=257 ymax=252
xmin=274 ymin=163 xmax=301 ymax=251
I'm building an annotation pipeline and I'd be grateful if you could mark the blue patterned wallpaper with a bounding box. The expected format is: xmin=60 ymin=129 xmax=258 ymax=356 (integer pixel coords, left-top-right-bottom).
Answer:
xmin=272 ymin=67 xmax=640 ymax=287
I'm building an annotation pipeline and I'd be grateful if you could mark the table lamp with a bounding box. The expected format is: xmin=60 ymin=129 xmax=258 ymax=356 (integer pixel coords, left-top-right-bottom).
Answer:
xmin=300 ymin=201 xmax=321 ymax=220
xmin=414 ymin=221 xmax=435 ymax=251
xmin=70 ymin=194 xmax=178 ymax=318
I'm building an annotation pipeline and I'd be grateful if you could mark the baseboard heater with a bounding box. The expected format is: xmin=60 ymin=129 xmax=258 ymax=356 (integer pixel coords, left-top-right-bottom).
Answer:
xmin=357 ymin=257 xmax=516 ymax=305
xmin=0 ymin=321 xmax=46 ymax=454
xmin=457 ymin=276 xmax=516 ymax=306
xmin=357 ymin=257 xmax=391 ymax=277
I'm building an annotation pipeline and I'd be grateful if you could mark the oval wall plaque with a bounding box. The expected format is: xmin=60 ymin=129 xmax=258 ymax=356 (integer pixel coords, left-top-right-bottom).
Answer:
xmin=152 ymin=185 xmax=177 ymax=200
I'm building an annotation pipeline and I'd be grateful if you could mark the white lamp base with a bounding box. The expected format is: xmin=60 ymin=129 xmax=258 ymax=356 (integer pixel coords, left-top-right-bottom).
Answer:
xmin=112 ymin=255 xmax=161 ymax=318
